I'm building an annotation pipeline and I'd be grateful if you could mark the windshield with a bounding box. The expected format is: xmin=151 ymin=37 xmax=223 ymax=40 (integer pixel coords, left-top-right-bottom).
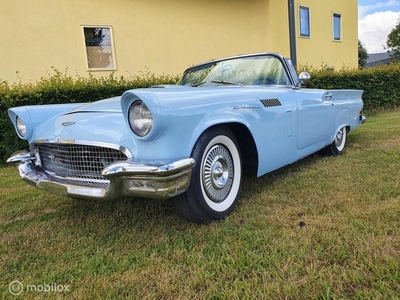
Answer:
xmin=178 ymin=55 xmax=292 ymax=87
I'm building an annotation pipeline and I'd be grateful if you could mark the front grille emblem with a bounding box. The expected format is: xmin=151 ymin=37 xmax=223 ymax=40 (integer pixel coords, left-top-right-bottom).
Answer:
xmin=48 ymin=154 xmax=56 ymax=162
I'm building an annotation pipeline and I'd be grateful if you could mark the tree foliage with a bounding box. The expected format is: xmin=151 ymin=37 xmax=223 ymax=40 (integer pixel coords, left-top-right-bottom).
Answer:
xmin=386 ymin=18 xmax=400 ymax=63
xmin=358 ymin=39 xmax=369 ymax=68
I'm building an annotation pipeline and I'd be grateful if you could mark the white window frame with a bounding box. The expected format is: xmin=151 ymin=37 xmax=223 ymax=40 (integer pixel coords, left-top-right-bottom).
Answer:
xmin=333 ymin=13 xmax=342 ymax=41
xmin=82 ymin=25 xmax=117 ymax=71
xmin=299 ymin=5 xmax=311 ymax=38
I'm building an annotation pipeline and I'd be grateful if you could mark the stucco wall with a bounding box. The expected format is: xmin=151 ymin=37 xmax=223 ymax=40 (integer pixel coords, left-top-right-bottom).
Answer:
xmin=295 ymin=0 xmax=358 ymax=69
xmin=1 ymin=0 xmax=357 ymax=83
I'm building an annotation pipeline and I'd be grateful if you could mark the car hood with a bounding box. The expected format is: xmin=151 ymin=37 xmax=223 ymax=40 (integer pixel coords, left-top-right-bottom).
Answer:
xmin=30 ymin=96 xmax=126 ymax=146
xmin=67 ymin=96 xmax=122 ymax=113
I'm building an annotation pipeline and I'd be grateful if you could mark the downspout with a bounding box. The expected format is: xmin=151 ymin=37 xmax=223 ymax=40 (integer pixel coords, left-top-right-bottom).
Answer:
xmin=288 ymin=0 xmax=297 ymax=66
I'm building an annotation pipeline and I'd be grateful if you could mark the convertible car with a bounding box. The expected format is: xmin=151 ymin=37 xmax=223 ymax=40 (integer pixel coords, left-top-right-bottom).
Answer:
xmin=7 ymin=53 xmax=365 ymax=223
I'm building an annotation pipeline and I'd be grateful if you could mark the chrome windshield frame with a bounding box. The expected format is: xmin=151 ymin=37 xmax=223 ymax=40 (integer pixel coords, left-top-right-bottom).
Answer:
xmin=178 ymin=52 xmax=298 ymax=87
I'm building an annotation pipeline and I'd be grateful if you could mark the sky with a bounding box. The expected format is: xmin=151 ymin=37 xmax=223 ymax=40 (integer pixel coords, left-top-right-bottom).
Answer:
xmin=358 ymin=0 xmax=400 ymax=53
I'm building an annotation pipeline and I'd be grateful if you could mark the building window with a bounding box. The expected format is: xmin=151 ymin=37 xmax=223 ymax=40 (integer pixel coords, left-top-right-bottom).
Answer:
xmin=333 ymin=13 xmax=341 ymax=41
xmin=299 ymin=6 xmax=310 ymax=37
xmin=82 ymin=26 xmax=116 ymax=70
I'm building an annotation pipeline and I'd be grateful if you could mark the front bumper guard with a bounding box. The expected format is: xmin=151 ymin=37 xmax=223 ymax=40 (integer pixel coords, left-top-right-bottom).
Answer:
xmin=7 ymin=150 xmax=195 ymax=200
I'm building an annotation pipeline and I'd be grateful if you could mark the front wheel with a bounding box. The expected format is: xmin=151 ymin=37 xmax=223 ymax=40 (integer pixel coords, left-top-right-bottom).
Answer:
xmin=322 ymin=126 xmax=347 ymax=155
xmin=174 ymin=127 xmax=242 ymax=224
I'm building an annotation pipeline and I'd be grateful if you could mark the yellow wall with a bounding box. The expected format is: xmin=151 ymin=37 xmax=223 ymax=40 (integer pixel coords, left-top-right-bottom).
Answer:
xmin=1 ymin=0 xmax=357 ymax=83
xmin=295 ymin=0 xmax=358 ymax=69
xmin=266 ymin=0 xmax=291 ymax=57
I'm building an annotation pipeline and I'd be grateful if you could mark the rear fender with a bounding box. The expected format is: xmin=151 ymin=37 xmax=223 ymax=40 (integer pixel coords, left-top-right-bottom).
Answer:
xmin=332 ymin=108 xmax=350 ymax=142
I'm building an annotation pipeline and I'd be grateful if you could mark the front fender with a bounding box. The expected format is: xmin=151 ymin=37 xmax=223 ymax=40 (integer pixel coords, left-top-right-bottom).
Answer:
xmin=8 ymin=103 xmax=85 ymax=140
xmin=188 ymin=114 xmax=253 ymax=153
xmin=121 ymin=89 xmax=164 ymax=142
xmin=120 ymin=89 xmax=258 ymax=163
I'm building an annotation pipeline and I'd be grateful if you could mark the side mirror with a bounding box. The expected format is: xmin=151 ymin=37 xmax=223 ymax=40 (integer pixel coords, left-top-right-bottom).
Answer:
xmin=298 ymin=72 xmax=311 ymax=85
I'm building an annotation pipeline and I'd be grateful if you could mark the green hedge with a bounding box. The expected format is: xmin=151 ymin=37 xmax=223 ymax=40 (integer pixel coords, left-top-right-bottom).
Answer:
xmin=303 ymin=63 xmax=400 ymax=111
xmin=1 ymin=64 xmax=400 ymax=165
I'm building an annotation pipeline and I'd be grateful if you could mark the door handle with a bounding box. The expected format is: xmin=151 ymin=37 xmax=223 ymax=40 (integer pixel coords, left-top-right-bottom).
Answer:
xmin=324 ymin=92 xmax=333 ymax=100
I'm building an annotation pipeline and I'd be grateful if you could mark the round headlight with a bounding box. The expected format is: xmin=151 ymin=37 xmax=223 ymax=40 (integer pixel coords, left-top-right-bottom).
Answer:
xmin=16 ymin=117 xmax=27 ymax=137
xmin=128 ymin=101 xmax=153 ymax=137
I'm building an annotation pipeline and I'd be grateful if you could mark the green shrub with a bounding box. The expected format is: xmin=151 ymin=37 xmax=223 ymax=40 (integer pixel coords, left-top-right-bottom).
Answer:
xmin=302 ymin=63 xmax=400 ymax=111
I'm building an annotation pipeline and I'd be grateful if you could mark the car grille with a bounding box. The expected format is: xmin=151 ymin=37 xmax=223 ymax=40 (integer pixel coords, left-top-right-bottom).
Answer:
xmin=36 ymin=143 xmax=128 ymax=185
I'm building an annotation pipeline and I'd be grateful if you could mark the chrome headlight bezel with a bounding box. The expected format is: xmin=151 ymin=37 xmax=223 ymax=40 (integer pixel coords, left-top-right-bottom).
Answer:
xmin=128 ymin=100 xmax=153 ymax=137
xmin=16 ymin=116 xmax=27 ymax=137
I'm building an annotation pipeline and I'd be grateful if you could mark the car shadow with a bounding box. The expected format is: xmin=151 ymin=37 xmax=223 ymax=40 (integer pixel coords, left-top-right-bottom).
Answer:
xmin=59 ymin=151 xmax=327 ymax=231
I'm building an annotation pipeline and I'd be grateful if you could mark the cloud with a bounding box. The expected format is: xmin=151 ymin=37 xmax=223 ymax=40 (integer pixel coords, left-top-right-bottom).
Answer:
xmin=359 ymin=0 xmax=400 ymax=18
xmin=358 ymin=11 xmax=400 ymax=53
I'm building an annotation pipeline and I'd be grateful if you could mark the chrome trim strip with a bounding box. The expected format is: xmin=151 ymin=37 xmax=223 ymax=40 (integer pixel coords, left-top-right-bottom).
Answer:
xmin=32 ymin=139 xmax=133 ymax=159
xmin=181 ymin=53 xmax=298 ymax=87
xmin=47 ymin=172 xmax=109 ymax=184
xmin=6 ymin=150 xmax=32 ymax=164
xmin=102 ymin=158 xmax=195 ymax=177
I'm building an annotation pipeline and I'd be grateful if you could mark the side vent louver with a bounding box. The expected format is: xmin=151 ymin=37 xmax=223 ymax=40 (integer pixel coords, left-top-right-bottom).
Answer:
xmin=260 ymin=98 xmax=282 ymax=107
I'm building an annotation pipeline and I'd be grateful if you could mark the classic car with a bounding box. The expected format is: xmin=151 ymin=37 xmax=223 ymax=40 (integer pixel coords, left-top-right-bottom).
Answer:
xmin=7 ymin=52 xmax=365 ymax=223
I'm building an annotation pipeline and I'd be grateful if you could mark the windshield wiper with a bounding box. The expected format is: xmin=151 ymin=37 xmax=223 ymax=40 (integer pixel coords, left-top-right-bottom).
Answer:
xmin=191 ymin=80 xmax=242 ymax=87
xmin=191 ymin=81 xmax=206 ymax=87
xmin=210 ymin=80 xmax=242 ymax=86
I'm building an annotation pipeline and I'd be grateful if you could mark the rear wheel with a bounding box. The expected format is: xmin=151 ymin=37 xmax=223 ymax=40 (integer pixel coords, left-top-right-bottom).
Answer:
xmin=174 ymin=127 xmax=242 ymax=224
xmin=322 ymin=126 xmax=347 ymax=155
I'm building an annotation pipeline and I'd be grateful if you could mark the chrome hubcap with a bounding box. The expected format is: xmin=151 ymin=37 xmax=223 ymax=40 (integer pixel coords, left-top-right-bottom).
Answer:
xmin=202 ymin=145 xmax=234 ymax=202
xmin=335 ymin=129 xmax=343 ymax=147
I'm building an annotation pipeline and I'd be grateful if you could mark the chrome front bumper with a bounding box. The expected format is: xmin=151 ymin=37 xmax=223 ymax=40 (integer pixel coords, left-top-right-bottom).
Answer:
xmin=7 ymin=150 xmax=195 ymax=200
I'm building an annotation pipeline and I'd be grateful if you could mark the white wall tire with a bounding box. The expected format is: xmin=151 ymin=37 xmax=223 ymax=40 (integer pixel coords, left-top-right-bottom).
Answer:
xmin=322 ymin=126 xmax=347 ymax=155
xmin=174 ymin=127 xmax=242 ymax=223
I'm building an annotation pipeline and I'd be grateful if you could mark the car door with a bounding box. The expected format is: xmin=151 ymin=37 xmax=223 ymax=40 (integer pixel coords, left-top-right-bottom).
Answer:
xmin=249 ymin=86 xmax=300 ymax=177
xmin=295 ymin=89 xmax=335 ymax=150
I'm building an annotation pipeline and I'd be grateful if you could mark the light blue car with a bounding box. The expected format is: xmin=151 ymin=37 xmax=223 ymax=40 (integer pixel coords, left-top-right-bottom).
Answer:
xmin=7 ymin=53 xmax=365 ymax=223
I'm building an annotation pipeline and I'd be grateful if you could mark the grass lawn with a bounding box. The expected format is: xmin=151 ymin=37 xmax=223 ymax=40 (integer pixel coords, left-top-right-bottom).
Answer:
xmin=1 ymin=110 xmax=399 ymax=299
